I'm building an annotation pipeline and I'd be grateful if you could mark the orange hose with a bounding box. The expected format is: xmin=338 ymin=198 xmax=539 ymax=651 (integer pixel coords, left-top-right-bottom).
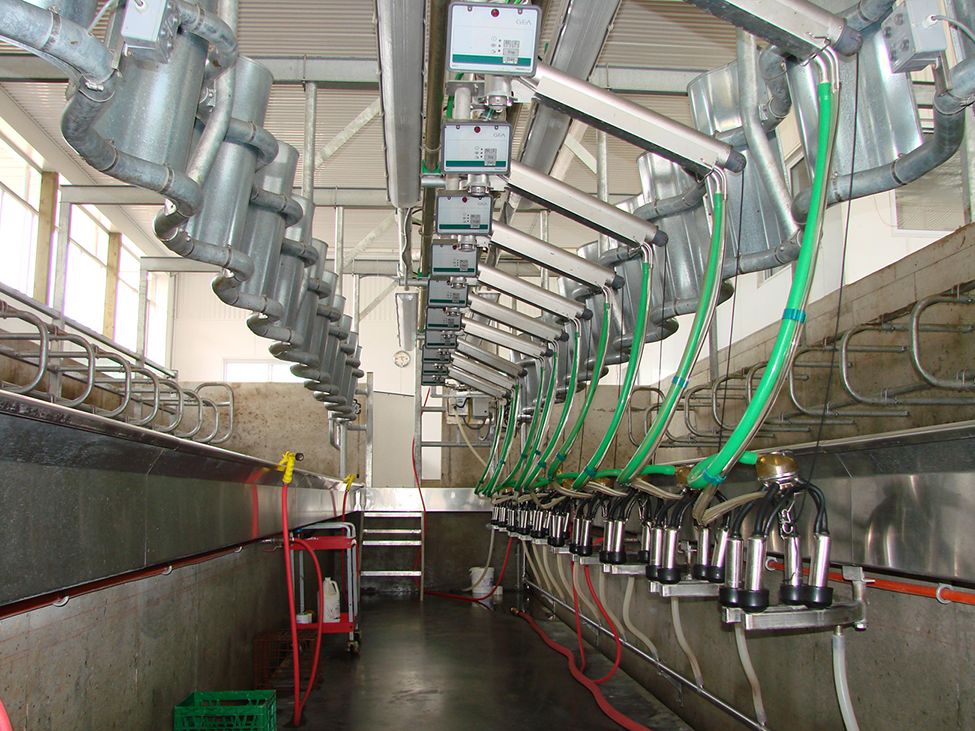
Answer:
xmin=765 ymin=560 xmax=975 ymax=606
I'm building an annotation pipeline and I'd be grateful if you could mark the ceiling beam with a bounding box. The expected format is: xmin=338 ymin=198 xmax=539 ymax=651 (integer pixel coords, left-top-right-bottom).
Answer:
xmin=0 ymin=54 xmax=379 ymax=88
xmin=0 ymin=54 xmax=699 ymax=94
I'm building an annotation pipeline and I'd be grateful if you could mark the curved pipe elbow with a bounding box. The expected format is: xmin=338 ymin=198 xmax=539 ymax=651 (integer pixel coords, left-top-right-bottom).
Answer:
xmin=174 ymin=0 xmax=238 ymax=76
xmin=226 ymin=118 xmax=278 ymax=166
xmin=250 ymin=186 xmax=303 ymax=226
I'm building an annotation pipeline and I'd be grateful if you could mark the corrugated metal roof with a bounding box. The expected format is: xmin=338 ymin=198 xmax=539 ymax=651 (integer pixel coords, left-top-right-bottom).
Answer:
xmin=237 ymin=2 xmax=378 ymax=58
xmin=0 ymin=0 xmax=734 ymax=260
xmin=598 ymin=1 xmax=737 ymax=71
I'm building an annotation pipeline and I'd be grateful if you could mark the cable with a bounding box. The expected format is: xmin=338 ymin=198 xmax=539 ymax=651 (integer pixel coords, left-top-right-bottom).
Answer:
xmin=622 ymin=576 xmax=659 ymax=661
xmin=584 ymin=565 xmax=622 ymax=684
xmin=808 ymin=54 xmax=858 ymax=483
xmin=931 ymin=14 xmax=975 ymax=46
xmin=734 ymin=623 xmax=767 ymax=727
xmin=670 ymin=597 xmax=704 ymax=688
xmin=515 ymin=610 xmax=655 ymax=731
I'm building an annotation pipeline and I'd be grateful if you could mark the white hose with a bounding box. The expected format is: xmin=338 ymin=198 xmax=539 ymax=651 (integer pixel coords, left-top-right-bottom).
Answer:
xmin=622 ymin=576 xmax=659 ymax=660
xmin=464 ymin=526 xmax=496 ymax=591
xmin=554 ymin=553 xmax=574 ymax=602
xmin=458 ymin=419 xmax=488 ymax=467
xmin=598 ymin=570 xmax=627 ymax=641
xmin=671 ymin=597 xmax=704 ymax=688
xmin=525 ymin=544 xmax=547 ymax=592
xmin=538 ymin=546 xmax=561 ymax=601
xmin=833 ymin=628 xmax=862 ymax=731
xmin=734 ymin=623 xmax=767 ymax=727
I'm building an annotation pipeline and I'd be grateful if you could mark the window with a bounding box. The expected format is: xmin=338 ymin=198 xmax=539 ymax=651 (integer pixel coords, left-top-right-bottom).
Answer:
xmin=63 ymin=205 xmax=109 ymax=332
xmin=224 ymin=360 xmax=304 ymax=383
xmin=0 ymin=137 xmax=41 ymax=296
xmin=145 ymin=271 xmax=170 ymax=366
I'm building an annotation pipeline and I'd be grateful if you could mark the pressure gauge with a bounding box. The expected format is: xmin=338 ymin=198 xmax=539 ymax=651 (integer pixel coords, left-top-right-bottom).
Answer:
xmin=393 ymin=350 xmax=411 ymax=368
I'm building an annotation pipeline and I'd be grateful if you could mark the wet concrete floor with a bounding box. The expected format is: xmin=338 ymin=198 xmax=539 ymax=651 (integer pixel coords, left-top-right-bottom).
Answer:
xmin=278 ymin=593 xmax=690 ymax=730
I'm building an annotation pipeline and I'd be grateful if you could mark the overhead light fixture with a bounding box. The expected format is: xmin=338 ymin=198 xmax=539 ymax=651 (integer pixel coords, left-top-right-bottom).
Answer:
xmin=449 ymin=366 xmax=508 ymax=399
xmin=523 ymin=62 xmax=746 ymax=176
xmin=451 ymin=353 xmax=519 ymax=390
xmin=477 ymin=264 xmax=590 ymax=321
xmin=468 ymin=293 xmax=565 ymax=342
xmin=456 ymin=337 xmax=527 ymax=378
xmin=462 ymin=318 xmax=548 ymax=359
xmin=503 ymin=163 xmax=666 ymax=248
xmin=376 ymin=0 xmax=425 ymax=207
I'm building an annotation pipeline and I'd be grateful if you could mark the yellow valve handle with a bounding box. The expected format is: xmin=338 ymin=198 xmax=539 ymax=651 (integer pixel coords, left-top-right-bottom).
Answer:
xmin=277 ymin=451 xmax=303 ymax=485
xmin=342 ymin=474 xmax=357 ymax=490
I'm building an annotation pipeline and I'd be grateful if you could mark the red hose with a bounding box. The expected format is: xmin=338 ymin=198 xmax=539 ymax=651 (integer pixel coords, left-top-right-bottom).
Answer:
xmin=423 ymin=536 xmax=514 ymax=604
xmin=516 ymin=610 xmax=653 ymax=731
xmin=282 ymin=487 xmax=327 ymax=725
xmin=291 ymin=537 xmax=325 ymax=716
xmin=583 ymin=565 xmax=622 ymax=684
xmin=281 ymin=483 xmax=302 ymax=724
xmin=0 ymin=696 xmax=12 ymax=731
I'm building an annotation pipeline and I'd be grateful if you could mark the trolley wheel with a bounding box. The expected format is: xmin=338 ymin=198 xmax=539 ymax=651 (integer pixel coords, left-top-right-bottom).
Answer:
xmin=348 ymin=640 xmax=360 ymax=654
xmin=353 ymin=631 xmax=362 ymax=644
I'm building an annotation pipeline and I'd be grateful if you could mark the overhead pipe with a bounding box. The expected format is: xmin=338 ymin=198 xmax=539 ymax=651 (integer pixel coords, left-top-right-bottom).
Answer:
xmin=737 ymin=31 xmax=800 ymax=243
xmin=793 ymin=57 xmax=975 ymax=220
xmin=376 ymin=0 xmax=424 ymax=208
xmin=417 ymin=0 xmax=450 ymax=277
xmin=682 ymin=0 xmax=861 ymax=59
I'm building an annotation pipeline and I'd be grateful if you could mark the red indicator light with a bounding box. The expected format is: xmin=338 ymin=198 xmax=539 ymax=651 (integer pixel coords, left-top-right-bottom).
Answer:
xmin=491 ymin=8 xmax=499 ymax=16
xmin=462 ymin=197 xmax=468 ymax=202
xmin=474 ymin=126 xmax=481 ymax=133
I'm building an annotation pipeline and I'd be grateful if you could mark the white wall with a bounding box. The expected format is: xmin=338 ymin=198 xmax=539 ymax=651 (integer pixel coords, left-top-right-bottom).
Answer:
xmin=170 ymin=272 xmax=415 ymax=393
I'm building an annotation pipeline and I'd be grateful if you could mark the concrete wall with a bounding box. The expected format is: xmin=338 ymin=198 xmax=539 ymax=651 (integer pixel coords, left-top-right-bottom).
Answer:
xmin=0 ymin=546 xmax=288 ymax=731
xmin=216 ymin=382 xmax=364 ymax=479
xmin=533 ymin=549 xmax=975 ymax=731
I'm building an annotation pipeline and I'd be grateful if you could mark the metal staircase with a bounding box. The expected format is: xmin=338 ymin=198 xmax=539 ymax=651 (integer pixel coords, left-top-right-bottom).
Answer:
xmin=359 ymin=511 xmax=425 ymax=593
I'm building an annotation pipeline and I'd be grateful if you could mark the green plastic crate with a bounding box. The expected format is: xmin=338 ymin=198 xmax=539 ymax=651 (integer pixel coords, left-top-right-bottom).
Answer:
xmin=174 ymin=690 xmax=276 ymax=731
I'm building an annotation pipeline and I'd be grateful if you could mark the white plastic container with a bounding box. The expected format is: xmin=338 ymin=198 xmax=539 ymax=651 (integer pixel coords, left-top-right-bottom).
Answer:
xmin=469 ymin=566 xmax=495 ymax=598
xmin=322 ymin=578 xmax=341 ymax=622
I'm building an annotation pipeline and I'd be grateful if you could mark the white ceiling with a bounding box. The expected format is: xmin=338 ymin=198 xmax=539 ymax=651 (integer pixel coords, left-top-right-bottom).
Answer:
xmin=0 ymin=0 xmax=738 ymax=258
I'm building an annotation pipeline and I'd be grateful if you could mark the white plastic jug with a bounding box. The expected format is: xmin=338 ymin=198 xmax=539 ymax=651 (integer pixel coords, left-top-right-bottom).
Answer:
xmin=322 ymin=578 xmax=341 ymax=623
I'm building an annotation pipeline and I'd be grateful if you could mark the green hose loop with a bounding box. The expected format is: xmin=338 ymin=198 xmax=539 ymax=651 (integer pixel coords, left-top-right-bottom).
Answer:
xmin=546 ymin=301 xmax=612 ymax=482
xmin=513 ymin=348 xmax=560 ymax=490
xmin=572 ymin=261 xmax=651 ymax=489
xmin=482 ymin=384 xmax=520 ymax=495
xmin=688 ymin=80 xmax=837 ymax=501
xmin=616 ymin=191 xmax=726 ymax=486
xmin=502 ymin=356 xmax=554 ymax=489
xmin=475 ymin=400 xmax=506 ymax=493
xmin=522 ymin=327 xmax=582 ymax=489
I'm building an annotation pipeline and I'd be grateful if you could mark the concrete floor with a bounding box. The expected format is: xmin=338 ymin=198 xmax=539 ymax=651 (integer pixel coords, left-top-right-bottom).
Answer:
xmin=278 ymin=594 xmax=690 ymax=730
